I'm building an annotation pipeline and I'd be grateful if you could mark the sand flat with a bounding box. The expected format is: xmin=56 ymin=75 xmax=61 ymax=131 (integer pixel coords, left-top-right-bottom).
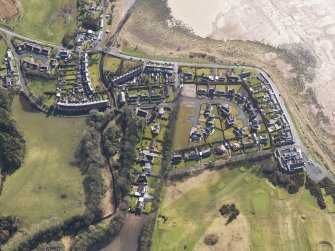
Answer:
xmin=168 ymin=0 xmax=335 ymax=122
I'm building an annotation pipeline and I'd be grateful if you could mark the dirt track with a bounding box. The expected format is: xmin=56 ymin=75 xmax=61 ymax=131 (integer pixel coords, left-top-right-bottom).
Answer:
xmin=101 ymin=214 xmax=146 ymax=251
xmin=0 ymin=0 xmax=17 ymax=20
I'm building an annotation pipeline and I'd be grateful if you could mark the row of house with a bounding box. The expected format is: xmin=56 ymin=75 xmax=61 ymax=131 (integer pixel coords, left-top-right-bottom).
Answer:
xmin=21 ymin=59 xmax=49 ymax=73
xmin=79 ymin=52 xmax=94 ymax=95
xmin=16 ymin=42 xmax=51 ymax=57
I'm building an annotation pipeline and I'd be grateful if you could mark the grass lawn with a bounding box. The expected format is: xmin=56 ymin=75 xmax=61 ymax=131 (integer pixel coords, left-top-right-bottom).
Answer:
xmin=89 ymin=54 xmax=102 ymax=91
xmin=173 ymin=104 xmax=195 ymax=150
xmin=0 ymin=96 xmax=86 ymax=232
xmin=4 ymin=0 xmax=77 ymax=44
xmin=0 ymin=35 xmax=8 ymax=60
xmin=152 ymin=166 xmax=335 ymax=251
xmin=104 ymin=56 xmax=122 ymax=73
xmin=26 ymin=76 xmax=57 ymax=107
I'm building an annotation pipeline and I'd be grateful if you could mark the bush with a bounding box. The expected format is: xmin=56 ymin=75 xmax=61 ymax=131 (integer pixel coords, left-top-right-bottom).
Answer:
xmin=204 ymin=234 xmax=218 ymax=246
xmin=0 ymin=216 xmax=19 ymax=245
xmin=305 ymin=176 xmax=326 ymax=209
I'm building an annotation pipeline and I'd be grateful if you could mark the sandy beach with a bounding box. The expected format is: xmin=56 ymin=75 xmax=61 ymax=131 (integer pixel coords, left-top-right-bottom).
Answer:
xmin=168 ymin=0 xmax=335 ymax=123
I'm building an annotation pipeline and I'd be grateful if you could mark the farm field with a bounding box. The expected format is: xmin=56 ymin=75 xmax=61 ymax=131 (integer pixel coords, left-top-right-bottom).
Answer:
xmin=173 ymin=104 xmax=195 ymax=150
xmin=152 ymin=165 xmax=335 ymax=251
xmin=3 ymin=0 xmax=77 ymax=44
xmin=0 ymin=96 xmax=86 ymax=233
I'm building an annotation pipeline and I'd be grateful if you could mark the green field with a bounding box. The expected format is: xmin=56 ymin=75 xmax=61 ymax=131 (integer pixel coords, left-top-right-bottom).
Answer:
xmin=26 ymin=76 xmax=57 ymax=107
xmin=152 ymin=165 xmax=335 ymax=251
xmin=173 ymin=104 xmax=195 ymax=150
xmin=4 ymin=0 xmax=77 ymax=44
xmin=0 ymin=96 xmax=86 ymax=232
xmin=104 ymin=56 xmax=122 ymax=73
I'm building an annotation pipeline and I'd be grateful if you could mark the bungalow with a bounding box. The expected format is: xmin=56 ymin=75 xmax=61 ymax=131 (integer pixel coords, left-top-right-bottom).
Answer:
xmin=151 ymin=123 xmax=161 ymax=135
xmin=171 ymin=154 xmax=183 ymax=164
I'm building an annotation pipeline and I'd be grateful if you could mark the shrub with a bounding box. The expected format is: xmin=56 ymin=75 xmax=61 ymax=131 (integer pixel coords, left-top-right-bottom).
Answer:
xmin=204 ymin=234 xmax=218 ymax=246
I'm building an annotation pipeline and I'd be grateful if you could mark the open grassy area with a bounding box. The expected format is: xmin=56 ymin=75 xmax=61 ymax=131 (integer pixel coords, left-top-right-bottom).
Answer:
xmin=152 ymin=165 xmax=335 ymax=251
xmin=26 ymin=76 xmax=57 ymax=107
xmin=0 ymin=96 xmax=86 ymax=232
xmin=173 ymin=104 xmax=195 ymax=150
xmin=3 ymin=0 xmax=77 ymax=44
xmin=104 ymin=56 xmax=122 ymax=73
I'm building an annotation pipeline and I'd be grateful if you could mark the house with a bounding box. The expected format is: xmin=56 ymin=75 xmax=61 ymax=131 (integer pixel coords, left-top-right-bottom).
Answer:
xmin=231 ymin=142 xmax=240 ymax=151
xmin=137 ymin=174 xmax=148 ymax=184
xmin=135 ymin=197 xmax=144 ymax=214
xmin=171 ymin=154 xmax=183 ymax=164
xmin=143 ymin=162 xmax=152 ymax=174
xmin=197 ymin=89 xmax=207 ymax=95
xmin=233 ymin=126 xmax=244 ymax=137
xmin=149 ymin=140 xmax=157 ymax=151
xmin=251 ymin=119 xmax=260 ymax=132
xmin=200 ymin=149 xmax=212 ymax=159
xmin=260 ymin=135 xmax=268 ymax=144
xmin=226 ymin=116 xmax=235 ymax=127
xmin=190 ymin=132 xmax=202 ymax=141
xmin=204 ymin=104 xmax=211 ymax=117
xmin=203 ymin=126 xmax=214 ymax=138
xmin=227 ymin=76 xmax=239 ymax=82
xmin=274 ymin=147 xmax=305 ymax=173
xmin=136 ymin=108 xmax=149 ymax=120
xmin=118 ymin=91 xmax=126 ymax=105
xmin=151 ymin=123 xmax=161 ymax=135
xmin=240 ymin=72 xmax=251 ymax=79
xmin=215 ymin=90 xmax=226 ymax=96
xmin=243 ymin=141 xmax=255 ymax=149
xmin=158 ymin=107 xmax=165 ymax=117
xmin=214 ymin=144 xmax=226 ymax=155
xmin=206 ymin=117 xmax=215 ymax=126
xmin=218 ymin=105 xmax=230 ymax=117
xmin=137 ymin=185 xmax=148 ymax=196
xmin=249 ymin=110 xmax=257 ymax=121
xmin=58 ymin=50 xmax=71 ymax=59
xmin=185 ymin=150 xmax=200 ymax=161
